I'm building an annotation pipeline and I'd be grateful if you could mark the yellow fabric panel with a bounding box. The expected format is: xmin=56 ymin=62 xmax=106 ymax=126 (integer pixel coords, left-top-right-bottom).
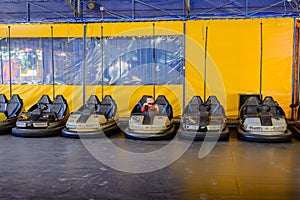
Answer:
xmin=87 ymin=21 xmax=183 ymax=37
xmin=186 ymin=18 xmax=294 ymax=117
xmin=0 ymin=24 xmax=84 ymax=37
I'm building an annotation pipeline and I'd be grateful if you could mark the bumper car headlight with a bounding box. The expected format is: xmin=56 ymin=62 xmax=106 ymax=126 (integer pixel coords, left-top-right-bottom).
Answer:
xmin=66 ymin=123 xmax=76 ymax=129
xmin=207 ymin=125 xmax=222 ymax=131
xmin=16 ymin=122 xmax=27 ymax=128
xmin=33 ymin=122 xmax=48 ymax=128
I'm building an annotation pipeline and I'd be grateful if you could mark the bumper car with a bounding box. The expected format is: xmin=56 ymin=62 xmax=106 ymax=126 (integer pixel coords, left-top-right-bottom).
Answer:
xmin=62 ymin=95 xmax=119 ymax=138
xmin=237 ymin=96 xmax=291 ymax=142
xmin=0 ymin=94 xmax=24 ymax=133
xmin=178 ymin=96 xmax=229 ymax=141
xmin=11 ymin=94 xmax=69 ymax=137
xmin=124 ymin=95 xmax=176 ymax=140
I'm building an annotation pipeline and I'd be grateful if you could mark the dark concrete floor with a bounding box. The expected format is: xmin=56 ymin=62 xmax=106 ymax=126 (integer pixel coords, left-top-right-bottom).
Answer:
xmin=0 ymin=130 xmax=300 ymax=200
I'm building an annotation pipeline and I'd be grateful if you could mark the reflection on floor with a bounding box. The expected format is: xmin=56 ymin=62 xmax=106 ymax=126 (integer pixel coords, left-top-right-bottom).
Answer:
xmin=0 ymin=130 xmax=299 ymax=199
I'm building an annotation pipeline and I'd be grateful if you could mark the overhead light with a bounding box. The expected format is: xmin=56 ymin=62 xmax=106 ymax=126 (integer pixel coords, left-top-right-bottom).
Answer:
xmin=87 ymin=0 xmax=97 ymax=10
xmin=100 ymin=6 xmax=105 ymax=11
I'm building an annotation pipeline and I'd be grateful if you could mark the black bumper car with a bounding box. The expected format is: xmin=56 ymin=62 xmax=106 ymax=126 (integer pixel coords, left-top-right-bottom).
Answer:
xmin=237 ymin=96 xmax=291 ymax=142
xmin=11 ymin=94 xmax=69 ymax=137
xmin=124 ymin=95 xmax=176 ymax=140
xmin=62 ymin=95 xmax=119 ymax=138
xmin=0 ymin=94 xmax=24 ymax=133
xmin=178 ymin=96 xmax=229 ymax=141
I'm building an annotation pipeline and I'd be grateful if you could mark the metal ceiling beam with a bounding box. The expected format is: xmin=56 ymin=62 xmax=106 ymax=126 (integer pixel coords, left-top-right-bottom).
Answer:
xmin=248 ymin=0 xmax=286 ymax=16
xmin=105 ymin=10 xmax=132 ymax=19
xmin=199 ymin=0 xmax=240 ymax=14
xmin=135 ymin=0 xmax=184 ymax=19
xmin=30 ymin=2 xmax=69 ymax=18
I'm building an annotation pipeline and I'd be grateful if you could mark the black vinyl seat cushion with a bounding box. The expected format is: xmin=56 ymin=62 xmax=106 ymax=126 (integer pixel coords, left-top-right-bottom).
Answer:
xmin=186 ymin=96 xmax=203 ymax=114
xmin=155 ymin=95 xmax=173 ymax=119
xmin=98 ymin=95 xmax=116 ymax=119
xmin=262 ymin=96 xmax=285 ymax=117
xmin=205 ymin=96 xmax=225 ymax=116
xmin=85 ymin=95 xmax=101 ymax=112
xmin=240 ymin=96 xmax=260 ymax=119
xmin=0 ymin=94 xmax=8 ymax=113
xmin=50 ymin=95 xmax=68 ymax=118
xmin=7 ymin=94 xmax=23 ymax=118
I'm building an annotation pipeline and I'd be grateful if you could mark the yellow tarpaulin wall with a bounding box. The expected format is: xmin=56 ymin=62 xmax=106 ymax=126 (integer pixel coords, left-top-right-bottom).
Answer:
xmin=185 ymin=18 xmax=294 ymax=117
xmin=0 ymin=18 xmax=294 ymax=118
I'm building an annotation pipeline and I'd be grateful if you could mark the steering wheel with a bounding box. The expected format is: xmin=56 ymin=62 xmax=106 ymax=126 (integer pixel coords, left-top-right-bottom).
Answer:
xmin=199 ymin=104 xmax=210 ymax=112
xmin=38 ymin=103 xmax=48 ymax=110
xmin=257 ymin=104 xmax=271 ymax=113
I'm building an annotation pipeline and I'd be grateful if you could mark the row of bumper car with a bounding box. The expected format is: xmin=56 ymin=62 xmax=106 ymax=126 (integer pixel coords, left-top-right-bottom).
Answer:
xmin=124 ymin=95 xmax=230 ymax=141
xmin=0 ymin=92 xmax=297 ymax=142
xmin=9 ymin=93 xmax=119 ymax=138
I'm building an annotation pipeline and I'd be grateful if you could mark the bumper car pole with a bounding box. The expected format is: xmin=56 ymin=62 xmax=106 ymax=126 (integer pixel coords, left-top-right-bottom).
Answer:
xmin=101 ymin=26 xmax=104 ymax=100
xmin=259 ymin=22 xmax=263 ymax=101
xmin=8 ymin=26 xmax=12 ymax=98
xmin=203 ymin=26 xmax=208 ymax=101
xmin=152 ymin=23 xmax=156 ymax=99
xmin=51 ymin=26 xmax=55 ymax=100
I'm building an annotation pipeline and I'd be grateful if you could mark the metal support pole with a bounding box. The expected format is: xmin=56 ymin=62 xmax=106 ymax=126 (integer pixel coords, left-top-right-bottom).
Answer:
xmin=77 ymin=0 xmax=81 ymax=18
xmin=0 ymin=53 xmax=3 ymax=84
xmin=51 ymin=26 xmax=55 ymax=100
xmin=182 ymin=21 xmax=186 ymax=111
xmin=8 ymin=26 xmax=12 ymax=98
xmin=245 ymin=0 xmax=249 ymax=17
xmin=152 ymin=23 xmax=156 ymax=99
xmin=82 ymin=23 xmax=87 ymax=104
xmin=132 ymin=0 xmax=135 ymax=20
xmin=259 ymin=22 xmax=263 ymax=100
xmin=203 ymin=26 xmax=208 ymax=101
xmin=101 ymin=26 xmax=104 ymax=100
xmin=292 ymin=19 xmax=299 ymax=120
xmin=27 ymin=0 xmax=30 ymax=22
